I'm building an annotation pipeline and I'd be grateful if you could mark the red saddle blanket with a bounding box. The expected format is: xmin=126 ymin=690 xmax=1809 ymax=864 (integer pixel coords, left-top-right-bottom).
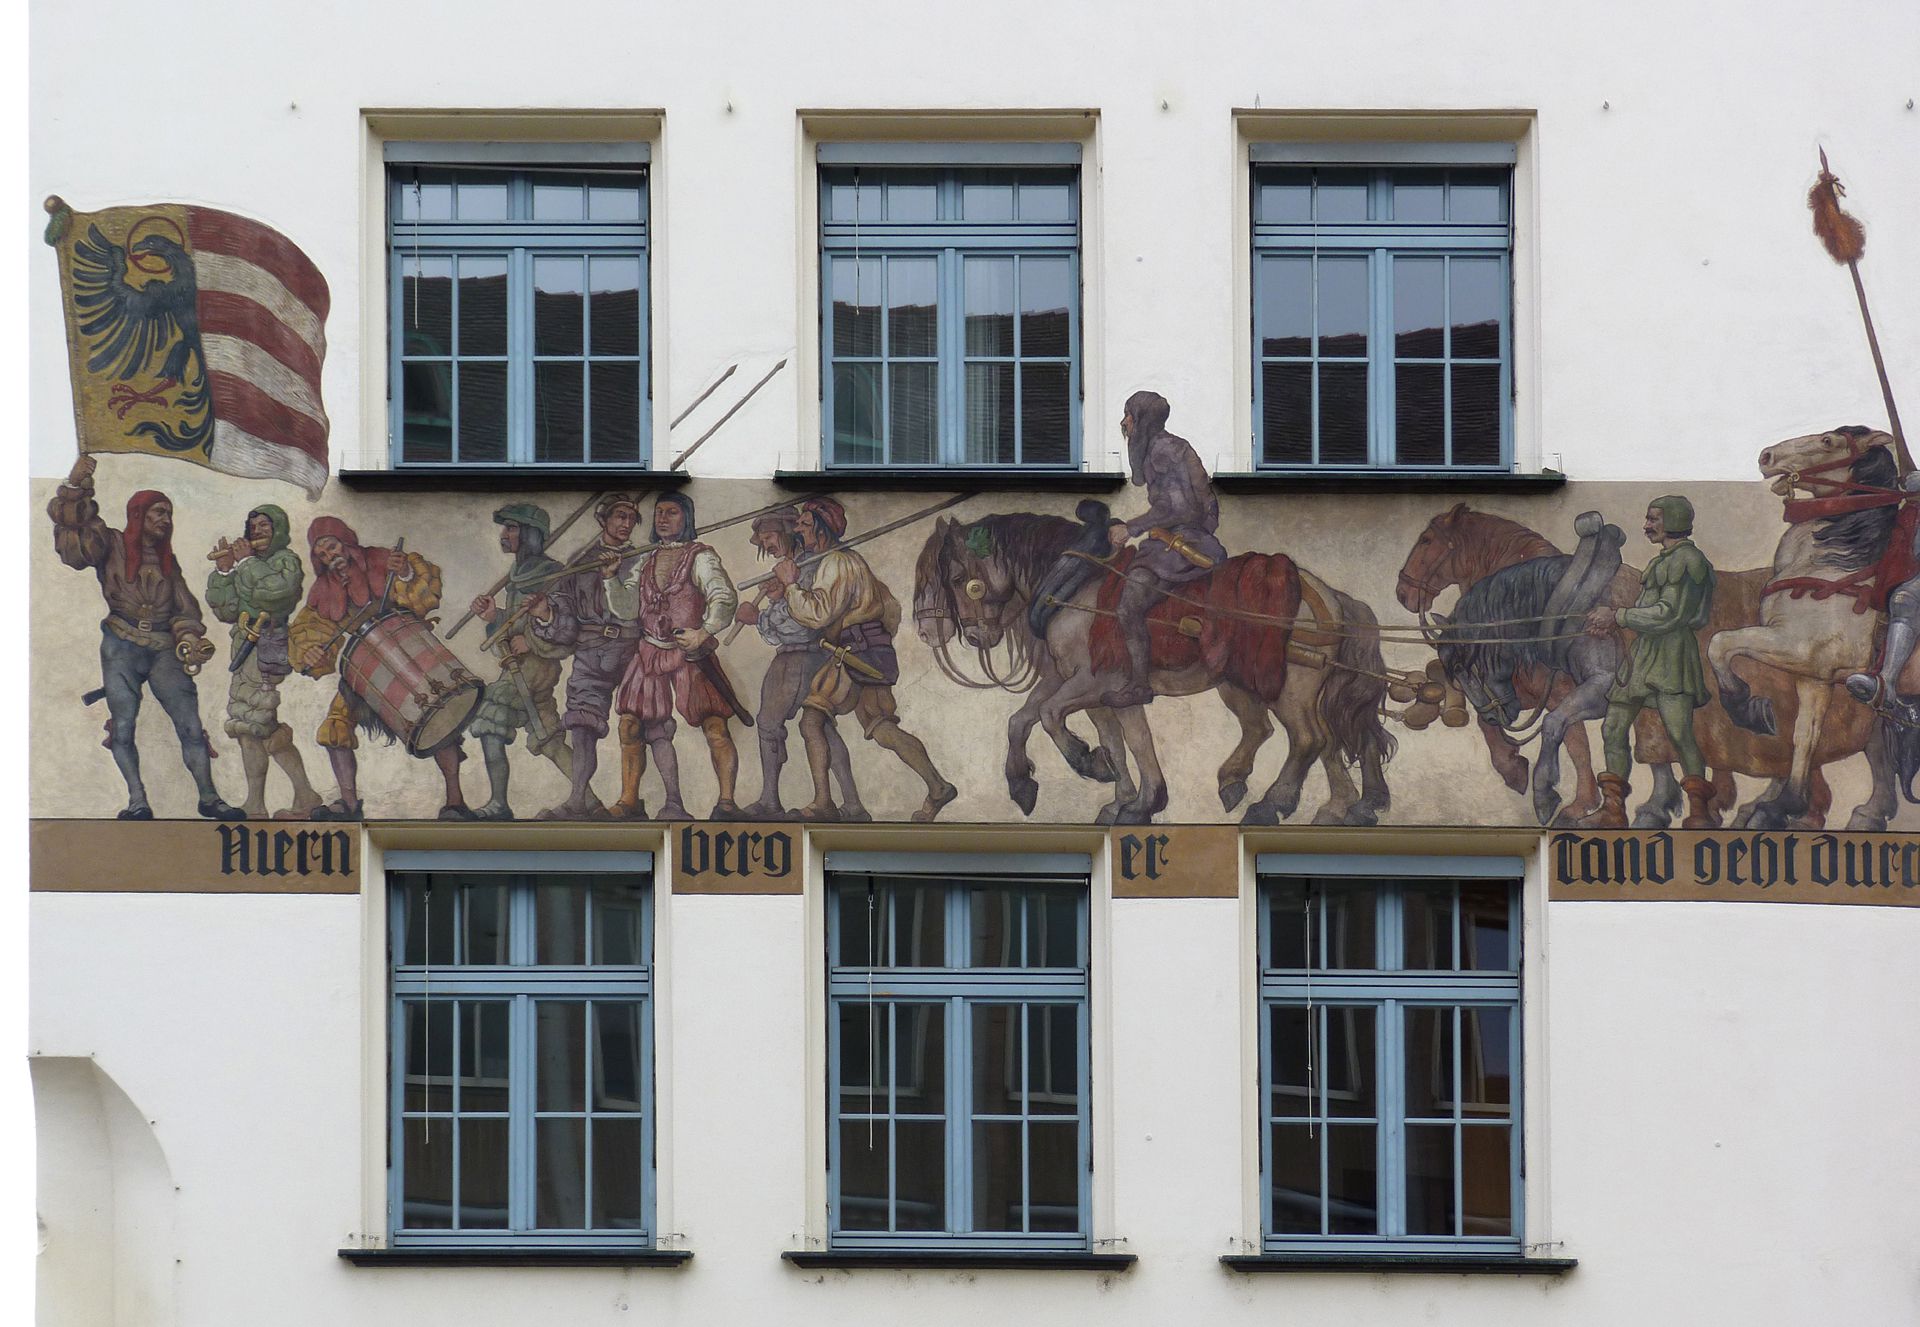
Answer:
xmin=1089 ymin=549 xmax=1301 ymax=702
xmin=1766 ymin=498 xmax=1920 ymax=614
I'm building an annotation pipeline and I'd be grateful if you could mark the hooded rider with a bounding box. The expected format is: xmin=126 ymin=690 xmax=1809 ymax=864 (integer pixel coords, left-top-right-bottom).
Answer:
xmin=206 ymin=503 xmax=325 ymax=818
xmin=1102 ymin=390 xmax=1225 ymax=707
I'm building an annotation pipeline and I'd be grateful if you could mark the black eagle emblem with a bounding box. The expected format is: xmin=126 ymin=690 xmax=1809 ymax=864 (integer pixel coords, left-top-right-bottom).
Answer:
xmin=71 ymin=223 xmax=213 ymax=453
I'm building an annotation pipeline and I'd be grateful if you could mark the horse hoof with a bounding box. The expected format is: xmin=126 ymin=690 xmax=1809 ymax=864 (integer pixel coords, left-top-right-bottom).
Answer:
xmin=1311 ymin=805 xmax=1344 ymax=826
xmin=1495 ymin=761 xmax=1530 ymax=796
xmin=1241 ymin=804 xmax=1279 ymax=827
xmin=1343 ymin=803 xmax=1380 ymax=827
xmin=1218 ymin=779 xmax=1248 ymax=812
xmin=1085 ymin=749 xmax=1119 ymax=784
xmin=1629 ymin=809 xmax=1673 ymax=829
xmin=1844 ymin=811 xmax=1889 ymax=832
xmin=1008 ymin=776 xmax=1039 ymax=817
xmin=1095 ymin=803 xmax=1121 ymax=826
xmin=1533 ymin=790 xmax=1563 ymax=828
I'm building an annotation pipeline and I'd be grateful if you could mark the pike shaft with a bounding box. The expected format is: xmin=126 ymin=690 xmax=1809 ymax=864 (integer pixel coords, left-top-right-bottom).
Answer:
xmin=735 ymin=492 xmax=974 ymax=592
xmin=1849 ymin=259 xmax=1911 ymax=474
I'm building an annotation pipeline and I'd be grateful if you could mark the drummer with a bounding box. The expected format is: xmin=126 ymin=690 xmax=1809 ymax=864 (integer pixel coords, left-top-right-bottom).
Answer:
xmin=288 ymin=516 xmax=475 ymax=821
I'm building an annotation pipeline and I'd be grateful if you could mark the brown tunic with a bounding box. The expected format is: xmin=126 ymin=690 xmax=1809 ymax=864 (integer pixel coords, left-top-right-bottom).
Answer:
xmin=48 ymin=480 xmax=205 ymax=650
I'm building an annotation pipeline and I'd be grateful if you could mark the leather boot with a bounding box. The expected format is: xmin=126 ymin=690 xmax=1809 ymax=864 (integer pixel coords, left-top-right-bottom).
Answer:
xmin=1580 ymin=773 xmax=1630 ymax=829
xmin=611 ymin=714 xmax=647 ymax=819
xmin=1679 ymin=775 xmax=1717 ymax=830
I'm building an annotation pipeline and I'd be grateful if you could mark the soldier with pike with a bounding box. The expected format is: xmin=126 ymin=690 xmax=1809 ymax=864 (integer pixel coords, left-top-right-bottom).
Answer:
xmin=465 ymin=503 xmax=578 ymax=820
xmin=206 ymin=502 xmax=325 ymax=818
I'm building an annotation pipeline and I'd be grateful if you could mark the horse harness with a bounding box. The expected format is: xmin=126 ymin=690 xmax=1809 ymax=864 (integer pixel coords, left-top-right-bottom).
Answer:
xmin=1761 ymin=437 xmax=1914 ymax=613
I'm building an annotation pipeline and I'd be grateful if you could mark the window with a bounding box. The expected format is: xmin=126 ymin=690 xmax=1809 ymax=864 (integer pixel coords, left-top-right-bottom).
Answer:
xmin=387 ymin=855 xmax=654 ymax=1248
xmin=1257 ymin=856 xmax=1522 ymax=1254
xmin=819 ymin=154 xmax=1081 ymax=468
xmin=1252 ymin=158 xmax=1512 ymax=470
xmin=826 ymin=855 xmax=1090 ymax=1248
xmin=387 ymin=158 xmax=649 ymax=466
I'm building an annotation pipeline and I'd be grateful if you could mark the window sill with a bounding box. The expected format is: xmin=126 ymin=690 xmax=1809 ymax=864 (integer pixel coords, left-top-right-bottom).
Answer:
xmin=1221 ymin=1253 xmax=1575 ymax=1275
xmin=775 ymin=468 xmax=1126 ymax=493
xmin=336 ymin=466 xmax=691 ymax=492
xmin=1211 ymin=470 xmax=1566 ymax=495
xmin=339 ymin=1247 xmax=692 ymax=1268
xmin=782 ymin=1249 xmax=1136 ymax=1271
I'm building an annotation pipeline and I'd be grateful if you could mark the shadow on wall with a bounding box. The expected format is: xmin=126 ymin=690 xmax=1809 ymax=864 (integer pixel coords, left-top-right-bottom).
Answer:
xmin=31 ymin=1057 xmax=176 ymax=1327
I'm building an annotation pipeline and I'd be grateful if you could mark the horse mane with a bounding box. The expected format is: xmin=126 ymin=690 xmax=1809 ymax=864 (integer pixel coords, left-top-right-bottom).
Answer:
xmin=967 ymin=512 xmax=1082 ymax=599
xmin=1813 ymin=438 xmax=1901 ymax=572
xmin=1440 ymin=554 xmax=1575 ymax=683
xmin=1445 ymin=509 xmax=1562 ymax=586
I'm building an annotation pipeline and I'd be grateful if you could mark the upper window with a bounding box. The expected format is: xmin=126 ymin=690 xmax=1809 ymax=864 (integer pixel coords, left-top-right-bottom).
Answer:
xmin=1252 ymin=163 xmax=1512 ymax=470
xmin=387 ymin=164 xmax=649 ymax=466
xmin=820 ymin=162 xmax=1081 ymax=469
xmin=1257 ymin=862 xmax=1522 ymax=1255
xmin=388 ymin=860 xmax=654 ymax=1248
xmin=826 ymin=861 xmax=1090 ymax=1248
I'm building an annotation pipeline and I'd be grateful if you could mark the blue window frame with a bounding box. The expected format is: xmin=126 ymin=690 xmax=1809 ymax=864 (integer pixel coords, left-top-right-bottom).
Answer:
xmin=826 ymin=864 xmax=1091 ymax=1248
xmin=1257 ymin=859 xmax=1522 ymax=1254
xmin=388 ymin=166 xmax=650 ymax=466
xmin=820 ymin=166 xmax=1081 ymax=468
xmin=388 ymin=856 xmax=654 ymax=1249
xmin=1252 ymin=165 xmax=1512 ymax=470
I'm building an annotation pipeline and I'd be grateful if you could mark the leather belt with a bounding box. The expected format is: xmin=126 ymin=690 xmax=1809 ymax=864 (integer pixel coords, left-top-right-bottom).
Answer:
xmin=593 ymin=623 xmax=639 ymax=640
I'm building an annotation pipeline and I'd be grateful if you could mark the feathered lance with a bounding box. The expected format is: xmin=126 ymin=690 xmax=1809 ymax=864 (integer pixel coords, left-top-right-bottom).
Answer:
xmin=1809 ymin=148 xmax=1911 ymax=474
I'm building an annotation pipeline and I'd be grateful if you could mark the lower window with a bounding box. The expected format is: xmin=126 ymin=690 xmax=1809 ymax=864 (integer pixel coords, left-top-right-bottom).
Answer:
xmin=388 ymin=858 xmax=654 ymax=1249
xmin=1257 ymin=861 xmax=1522 ymax=1254
xmin=826 ymin=859 xmax=1090 ymax=1249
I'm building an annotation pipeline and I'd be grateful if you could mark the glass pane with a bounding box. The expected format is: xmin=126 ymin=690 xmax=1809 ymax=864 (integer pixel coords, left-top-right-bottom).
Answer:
xmin=459 ymin=363 xmax=508 ymax=462
xmin=1265 ymin=880 xmax=1309 ymax=967
xmin=1393 ymin=257 xmax=1445 ymax=358
xmin=838 ymin=1002 xmax=882 ymax=1114
xmin=1316 ymin=256 xmax=1369 ymax=356
xmin=591 ymin=878 xmax=647 ymax=967
xmin=1326 ymin=1124 xmax=1378 ymax=1234
xmin=1028 ymin=1121 xmax=1080 ymax=1231
xmin=534 ymin=256 xmax=585 ymax=356
xmin=972 ymin=1120 xmax=1022 ymax=1230
xmin=1261 ymin=363 xmax=1311 ymax=465
xmin=1019 ymin=257 xmax=1072 ymax=358
xmin=1405 ymin=1124 xmax=1456 ymax=1235
xmin=1451 ymin=364 xmax=1502 ymax=466
xmin=454 ymin=179 xmax=508 ymax=222
xmin=972 ymin=889 xmax=1020 ymax=966
xmin=589 ymin=256 xmax=643 ymax=357
xmin=458 ymin=1117 xmax=509 ymax=1228
xmin=1317 ymin=363 xmax=1369 ymax=466
xmin=894 ymin=1120 xmax=946 ymax=1231
xmin=537 ymin=882 xmax=589 ymax=965
xmin=400 ymin=1116 xmax=452 ymax=1228
xmin=534 ymin=362 xmax=585 ymax=464
xmin=1459 ymin=882 xmax=1513 ymax=970
xmin=832 ymin=362 xmax=882 ymax=464
xmin=1269 ymin=1122 xmax=1320 ymax=1233
xmin=1405 ymin=1006 xmax=1455 ymax=1119
xmin=400 ymin=256 xmax=452 ymax=357
xmin=962 ymin=182 xmax=1014 ymax=221
xmin=533 ymin=178 xmax=586 ymax=221
xmin=589 ymin=180 xmax=644 ymax=221
xmin=1036 ymin=891 xmax=1078 ymax=968
xmin=972 ymin=1003 xmax=1018 ymax=1115
xmin=965 ymin=257 xmax=1015 ymax=356
xmin=594 ymin=1001 xmax=645 ymax=1111
xmin=966 ymin=363 xmax=1016 ymax=464
xmin=1029 ymin=1004 xmax=1078 ymax=1114
xmin=537 ymin=1001 xmax=587 ymax=1113
xmin=1462 ymin=1007 xmax=1513 ymax=1117
xmin=592 ymin=1117 xmax=648 ymax=1229
xmin=456 ymin=256 xmax=507 ymax=356
xmin=1462 ymin=1125 xmax=1514 ymax=1235
xmin=1324 ymin=1006 xmax=1375 ymax=1118
xmin=1449 ymin=174 xmax=1505 ymax=223
xmin=1314 ymin=171 xmax=1369 ymax=222
xmin=399 ymin=362 xmax=453 ymax=463
xmin=837 ymin=1120 xmax=888 ymax=1230
xmin=885 ymin=183 xmax=937 ymax=222
xmin=1450 ymin=258 xmax=1504 ymax=358
xmin=893 ymin=1003 xmax=946 ymax=1117
xmin=462 ymin=882 xmax=510 ymax=964
xmin=397 ymin=175 xmax=452 ymax=222
xmin=459 ymin=1000 xmax=510 ymax=1112
xmin=402 ymin=877 xmax=456 ymax=967
xmin=1258 ymin=178 xmax=1311 ymax=223
xmin=887 ymin=258 xmax=938 ymax=357
xmin=889 ymin=362 xmax=937 ymax=465
xmin=1021 ymin=363 xmax=1071 ymax=466
xmin=403 ymin=998 xmax=453 ymax=1113
xmin=1395 ymin=363 xmax=1445 ymax=467
xmin=1401 ymin=884 xmax=1452 ymax=968
xmin=1318 ymin=883 xmax=1377 ymax=968
xmin=1257 ymin=256 xmax=1313 ymax=357
xmin=590 ymin=362 xmax=642 ymax=463
xmin=1269 ymin=1007 xmax=1311 ymax=1118
xmin=827 ymin=180 xmax=880 ymax=223
xmin=1020 ymin=182 xmax=1071 ymax=221
xmin=887 ymin=883 xmax=944 ymax=966
xmin=831 ymin=257 xmax=881 ymax=357
xmin=1392 ymin=174 xmax=1444 ymax=222
xmin=536 ymin=1117 xmax=587 ymax=1228
xmin=835 ymin=881 xmax=875 ymax=966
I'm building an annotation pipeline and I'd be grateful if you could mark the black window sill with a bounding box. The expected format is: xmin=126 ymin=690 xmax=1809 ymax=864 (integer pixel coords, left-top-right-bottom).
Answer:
xmin=336 ymin=466 xmax=692 ymax=492
xmin=1221 ymin=1253 xmax=1575 ymax=1275
xmin=1211 ymin=470 xmax=1566 ymax=495
xmin=339 ymin=1247 xmax=692 ymax=1268
xmin=775 ymin=468 xmax=1125 ymax=493
xmin=782 ymin=1249 xmax=1136 ymax=1271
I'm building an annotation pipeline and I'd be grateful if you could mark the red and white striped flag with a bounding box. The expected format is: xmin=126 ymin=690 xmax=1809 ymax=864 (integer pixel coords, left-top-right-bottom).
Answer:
xmin=45 ymin=196 xmax=332 ymax=499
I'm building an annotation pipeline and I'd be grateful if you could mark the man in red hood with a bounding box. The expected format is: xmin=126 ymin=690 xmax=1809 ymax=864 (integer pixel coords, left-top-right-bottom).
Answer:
xmin=48 ymin=454 xmax=242 ymax=819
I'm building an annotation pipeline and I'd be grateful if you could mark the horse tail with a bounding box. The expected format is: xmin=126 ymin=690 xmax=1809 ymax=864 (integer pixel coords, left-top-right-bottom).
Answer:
xmin=1318 ymin=590 xmax=1396 ymax=801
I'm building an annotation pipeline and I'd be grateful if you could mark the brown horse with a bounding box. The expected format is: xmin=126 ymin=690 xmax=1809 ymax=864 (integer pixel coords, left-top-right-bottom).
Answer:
xmin=1398 ymin=503 xmax=1869 ymax=828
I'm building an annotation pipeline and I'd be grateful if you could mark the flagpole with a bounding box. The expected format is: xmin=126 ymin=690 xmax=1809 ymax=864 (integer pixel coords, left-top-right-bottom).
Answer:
xmin=1810 ymin=149 xmax=1910 ymax=474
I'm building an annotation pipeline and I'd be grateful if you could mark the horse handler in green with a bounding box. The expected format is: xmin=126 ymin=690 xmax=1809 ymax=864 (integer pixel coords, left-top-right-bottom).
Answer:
xmin=1582 ymin=496 xmax=1717 ymax=829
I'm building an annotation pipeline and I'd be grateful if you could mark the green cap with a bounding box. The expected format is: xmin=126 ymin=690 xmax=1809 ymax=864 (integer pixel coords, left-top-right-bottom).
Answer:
xmin=1648 ymin=495 xmax=1694 ymax=537
xmin=492 ymin=502 xmax=552 ymax=537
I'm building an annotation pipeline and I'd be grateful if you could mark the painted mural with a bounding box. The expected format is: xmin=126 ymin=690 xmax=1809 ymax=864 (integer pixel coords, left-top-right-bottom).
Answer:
xmin=33 ymin=158 xmax=1919 ymax=832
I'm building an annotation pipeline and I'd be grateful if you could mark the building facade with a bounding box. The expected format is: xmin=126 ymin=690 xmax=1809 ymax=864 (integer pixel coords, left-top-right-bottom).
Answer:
xmin=26 ymin=1 xmax=1920 ymax=1322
